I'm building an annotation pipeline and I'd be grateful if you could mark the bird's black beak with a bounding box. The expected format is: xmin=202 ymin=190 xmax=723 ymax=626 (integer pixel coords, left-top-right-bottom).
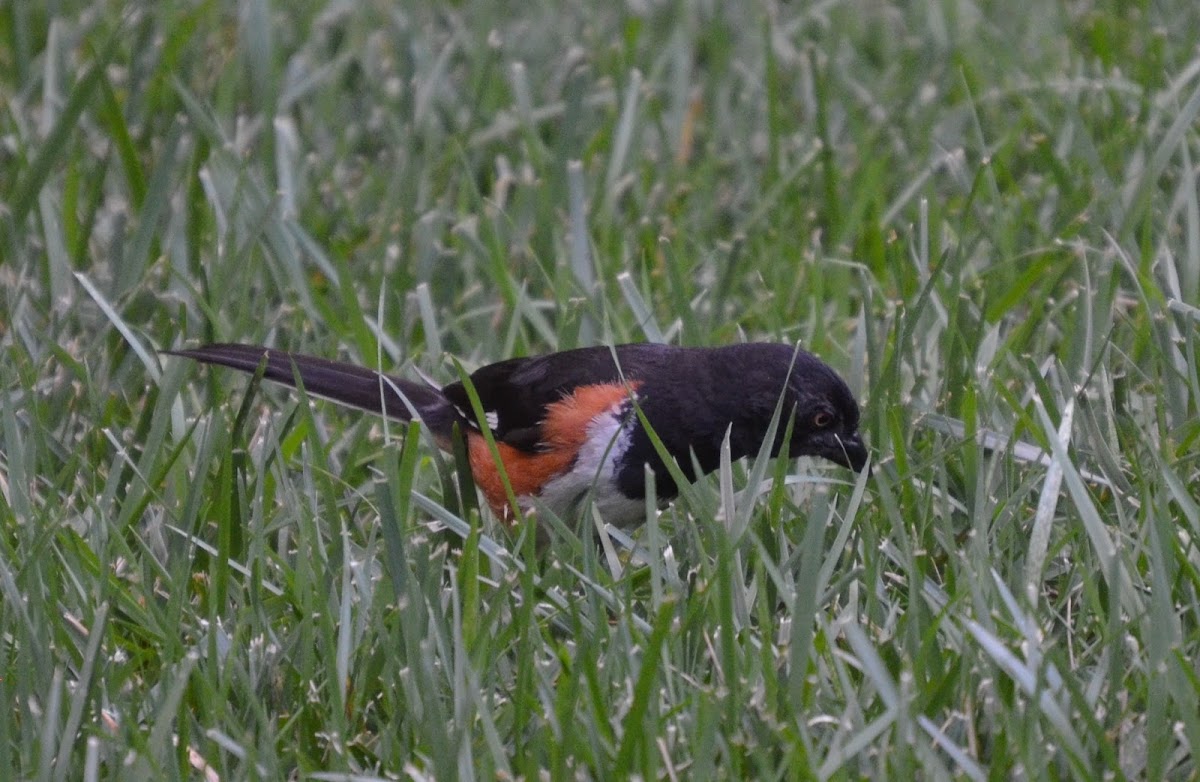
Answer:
xmin=805 ymin=431 xmax=868 ymax=472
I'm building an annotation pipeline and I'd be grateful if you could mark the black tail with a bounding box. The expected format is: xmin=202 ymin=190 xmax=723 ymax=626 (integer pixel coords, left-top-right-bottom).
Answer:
xmin=166 ymin=343 xmax=461 ymax=444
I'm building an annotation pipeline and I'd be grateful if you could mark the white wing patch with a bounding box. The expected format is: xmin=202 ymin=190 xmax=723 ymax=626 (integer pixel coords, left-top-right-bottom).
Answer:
xmin=452 ymin=403 xmax=496 ymax=432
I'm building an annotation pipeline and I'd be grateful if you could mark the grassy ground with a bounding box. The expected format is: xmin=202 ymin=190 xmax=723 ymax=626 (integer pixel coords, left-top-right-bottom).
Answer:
xmin=2 ymin=0 xmax=1199 ymax=778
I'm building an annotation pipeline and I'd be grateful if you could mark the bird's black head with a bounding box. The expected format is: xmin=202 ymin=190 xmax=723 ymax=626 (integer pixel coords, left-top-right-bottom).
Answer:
xmin=732 ymin=344 xmax=868 ymax=472
xmin=783 ymin=358 xmax=868 ymax=472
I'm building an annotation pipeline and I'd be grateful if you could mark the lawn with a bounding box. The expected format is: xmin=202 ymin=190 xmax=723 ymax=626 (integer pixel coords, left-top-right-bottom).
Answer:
xmin=2 ymin=0 xmax=1199 ymax=778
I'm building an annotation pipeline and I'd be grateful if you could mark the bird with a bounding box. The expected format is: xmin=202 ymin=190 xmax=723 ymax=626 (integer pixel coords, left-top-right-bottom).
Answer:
xmin=167 ymin=342 xmax=868 ymax=528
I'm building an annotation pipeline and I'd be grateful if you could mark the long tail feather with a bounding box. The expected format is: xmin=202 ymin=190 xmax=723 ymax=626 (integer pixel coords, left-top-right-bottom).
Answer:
xmin=166 ymin=343 xmax=459 ymax=441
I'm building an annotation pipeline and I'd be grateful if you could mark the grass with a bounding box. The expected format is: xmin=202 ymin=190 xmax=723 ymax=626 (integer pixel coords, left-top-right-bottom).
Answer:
xmin=2 ymin=0 xmax=1199 ymax=778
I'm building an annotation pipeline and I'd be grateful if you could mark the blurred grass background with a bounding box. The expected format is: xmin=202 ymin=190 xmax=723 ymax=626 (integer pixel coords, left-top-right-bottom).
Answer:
xmin=2 ymin=0 xmax=1199 ymax=778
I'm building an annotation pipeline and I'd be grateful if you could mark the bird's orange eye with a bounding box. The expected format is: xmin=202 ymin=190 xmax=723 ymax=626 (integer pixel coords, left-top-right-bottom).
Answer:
xmin=813 ymin=412 xmax=832 ymax=428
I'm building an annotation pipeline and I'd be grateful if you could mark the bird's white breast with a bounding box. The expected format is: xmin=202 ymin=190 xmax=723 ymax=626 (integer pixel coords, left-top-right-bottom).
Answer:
xmin=533 ymin=402 xmax=645 ymax=527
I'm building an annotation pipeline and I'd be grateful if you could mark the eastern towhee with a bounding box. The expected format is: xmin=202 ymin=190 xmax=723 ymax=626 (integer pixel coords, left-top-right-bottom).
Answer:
xmin=168 ymin=342 xmax=867 ymax=527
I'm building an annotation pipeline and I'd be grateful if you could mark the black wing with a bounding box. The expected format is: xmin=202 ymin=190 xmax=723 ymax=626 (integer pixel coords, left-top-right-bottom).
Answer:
xmin=441 ymin=344 xmax=678 ymax=451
